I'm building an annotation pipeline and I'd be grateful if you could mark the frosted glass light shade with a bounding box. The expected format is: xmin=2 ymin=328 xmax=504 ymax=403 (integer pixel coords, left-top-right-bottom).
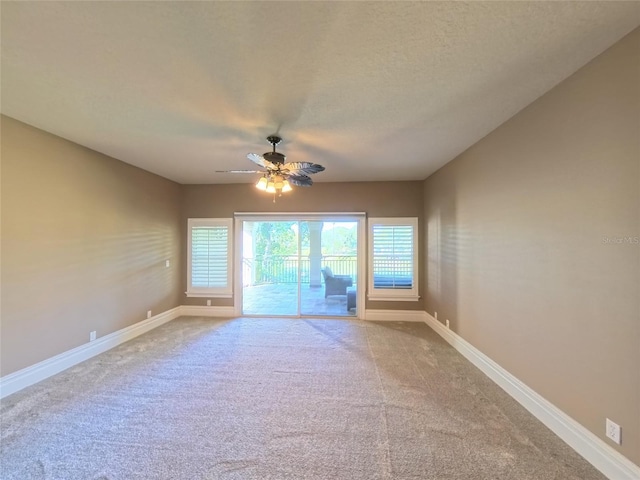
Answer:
xmin=255 ymin=177 xmax=268 ymax=190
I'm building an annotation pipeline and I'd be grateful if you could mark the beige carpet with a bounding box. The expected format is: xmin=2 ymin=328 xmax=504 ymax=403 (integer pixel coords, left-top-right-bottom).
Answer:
xmin=0 ymin=317 xmax=605 ymax=479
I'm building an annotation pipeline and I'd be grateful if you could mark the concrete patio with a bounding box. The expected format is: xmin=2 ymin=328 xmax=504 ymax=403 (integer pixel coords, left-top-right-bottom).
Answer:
xmin=242 ymin=283 xmax=356 ymax=317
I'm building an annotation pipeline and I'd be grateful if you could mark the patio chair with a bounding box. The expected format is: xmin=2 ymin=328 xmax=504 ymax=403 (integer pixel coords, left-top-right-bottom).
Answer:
xmin=321 ymin=266 xmax=353 ymax=298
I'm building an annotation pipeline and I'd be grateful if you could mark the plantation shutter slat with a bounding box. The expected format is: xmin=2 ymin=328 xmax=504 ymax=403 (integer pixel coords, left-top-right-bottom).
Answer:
xmin=187 ymin=218 xmax=233 ymax=297
xmin=191 ymin=226 xmax=229 ymax=287
xmin=372 ymin=224 xmax=414 ymax=289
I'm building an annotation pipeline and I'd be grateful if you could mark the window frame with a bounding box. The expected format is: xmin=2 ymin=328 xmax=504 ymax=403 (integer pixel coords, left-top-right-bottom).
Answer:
xmin=367 ymin=217 xmax=419 ymax=302
xmin=186 ymin=218 xmax=233 ymax=298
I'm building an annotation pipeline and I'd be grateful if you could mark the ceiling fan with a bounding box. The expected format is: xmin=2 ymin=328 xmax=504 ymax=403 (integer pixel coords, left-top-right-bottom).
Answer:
xmin=217 ymin=135 xmax=325 ymax=200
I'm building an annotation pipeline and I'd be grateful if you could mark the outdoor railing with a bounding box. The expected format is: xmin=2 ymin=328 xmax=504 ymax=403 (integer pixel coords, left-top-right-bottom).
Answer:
xmin=322 ymin=256 xmax=357 ymax=278
xmin=243 ymin=255 xmax=357 ymax=285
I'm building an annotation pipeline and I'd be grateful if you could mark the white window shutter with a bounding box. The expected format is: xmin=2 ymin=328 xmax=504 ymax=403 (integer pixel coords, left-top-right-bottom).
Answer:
xmin=372 ymin=224 xmax=414 ymax=289
xmin=191 ymin=226 xmax=229 ymax=288
xmin=187 ymin=219 xmax=233 ymax=297
xmin=368 ymin=218 xmax=419 ymax=301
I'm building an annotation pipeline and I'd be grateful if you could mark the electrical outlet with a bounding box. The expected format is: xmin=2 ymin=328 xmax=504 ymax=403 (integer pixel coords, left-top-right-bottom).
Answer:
xmin=147 ymin=310 xmax=152 ymax=319
xmin=89 ymin=331 xmax=97 ymax=342
xmin=165 ymin=259 xmax=170 ymax=267
xmin=207 ymin=299 xmax=211 ymax=306
xmin=606 ymin=418 xmax=621 ymax=445
xmin=445 ymin=319 xmax=450 ymax=329
xmin=434 ymin=311 xmax=438 ymax=320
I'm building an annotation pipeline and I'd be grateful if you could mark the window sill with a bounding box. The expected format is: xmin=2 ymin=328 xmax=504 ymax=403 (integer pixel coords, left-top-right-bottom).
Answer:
xmin=185 ymin=292 xmax=233 ymax=299
xmin=367 ymin=294 xmax=420 ymax=302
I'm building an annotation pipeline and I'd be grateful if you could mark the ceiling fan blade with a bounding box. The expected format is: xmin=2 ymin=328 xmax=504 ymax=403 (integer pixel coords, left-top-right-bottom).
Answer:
xmin=282 ymin=162 xmax=325 ymax=175
xmin=287 ymin=174 xmax=313 ymax=187
xmin=247 ymin=153 xmax=276 ymax=170
xmin=216 ymin=170 xmax=263 ymax=174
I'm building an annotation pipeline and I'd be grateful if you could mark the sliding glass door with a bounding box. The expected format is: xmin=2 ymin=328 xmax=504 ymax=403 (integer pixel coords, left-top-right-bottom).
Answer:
xmin=240 ymin=217 xmax=359 ymax=317
xmin=299 ymin=220 xmax=358 ymax=317
xmin=242 ymin=221 xmax=300 ymax=316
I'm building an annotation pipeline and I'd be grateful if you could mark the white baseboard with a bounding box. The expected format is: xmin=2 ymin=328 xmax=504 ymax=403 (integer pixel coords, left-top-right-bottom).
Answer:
xmin=179 ymin=305 xmax=237 ymax=317
xmin=423 ymin=312 xmax=640 ymax=480
xmin=364 ymin=309 xmax=427 ymax=322
xmin=0 ymin=307 xmax=182 ymax=399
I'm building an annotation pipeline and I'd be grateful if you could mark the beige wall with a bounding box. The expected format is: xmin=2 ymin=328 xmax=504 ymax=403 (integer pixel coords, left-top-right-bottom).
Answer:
xmin=181 ymin=181 xmax=424 ymax=310
xmin=423 ymin=28 xmax=640 ymax=463
xmin=1 ymin=116 xmax=183 ymax=376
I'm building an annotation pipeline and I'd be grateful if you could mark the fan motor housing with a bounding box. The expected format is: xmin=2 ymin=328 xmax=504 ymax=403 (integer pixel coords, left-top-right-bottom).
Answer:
xmin=263 ymin=151 xmax=286 ymax=165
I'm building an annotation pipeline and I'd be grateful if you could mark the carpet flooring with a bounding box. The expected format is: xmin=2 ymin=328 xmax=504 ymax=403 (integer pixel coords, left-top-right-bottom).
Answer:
xmin=0 ymin=317 xmax=605 ymax=479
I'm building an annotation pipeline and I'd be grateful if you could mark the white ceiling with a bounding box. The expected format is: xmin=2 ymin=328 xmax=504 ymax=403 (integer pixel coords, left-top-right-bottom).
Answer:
xmin=2 ymin=2 xmax=638 ymax=185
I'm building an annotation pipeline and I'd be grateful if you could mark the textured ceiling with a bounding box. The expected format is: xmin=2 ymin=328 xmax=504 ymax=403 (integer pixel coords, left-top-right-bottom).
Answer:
xmin=2 ymin=2 xmax=639 ymax=184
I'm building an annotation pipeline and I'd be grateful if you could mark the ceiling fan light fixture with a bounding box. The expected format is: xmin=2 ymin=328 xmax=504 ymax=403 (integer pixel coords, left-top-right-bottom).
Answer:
xmin=255 ymin=176 xmax=268 ymax=191
xmin=228 ymin=135 xmax=324 ymax=201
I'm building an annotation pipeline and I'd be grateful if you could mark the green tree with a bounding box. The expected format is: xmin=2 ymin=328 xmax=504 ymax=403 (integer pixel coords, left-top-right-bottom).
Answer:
xmin=322 ymin=224 xmax=357 ymax=255
xmin=254 ymin=222 xmax=309 ymax=283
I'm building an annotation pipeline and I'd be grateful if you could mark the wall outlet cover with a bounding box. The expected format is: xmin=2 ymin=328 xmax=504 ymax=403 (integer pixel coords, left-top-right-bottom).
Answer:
xmin=606 ymin=418 xmax=621 ymax=445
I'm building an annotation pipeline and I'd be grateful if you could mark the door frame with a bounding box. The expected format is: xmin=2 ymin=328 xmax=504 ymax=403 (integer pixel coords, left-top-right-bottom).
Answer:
xmin=233 ymin=212 xmax=366 ymax=319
